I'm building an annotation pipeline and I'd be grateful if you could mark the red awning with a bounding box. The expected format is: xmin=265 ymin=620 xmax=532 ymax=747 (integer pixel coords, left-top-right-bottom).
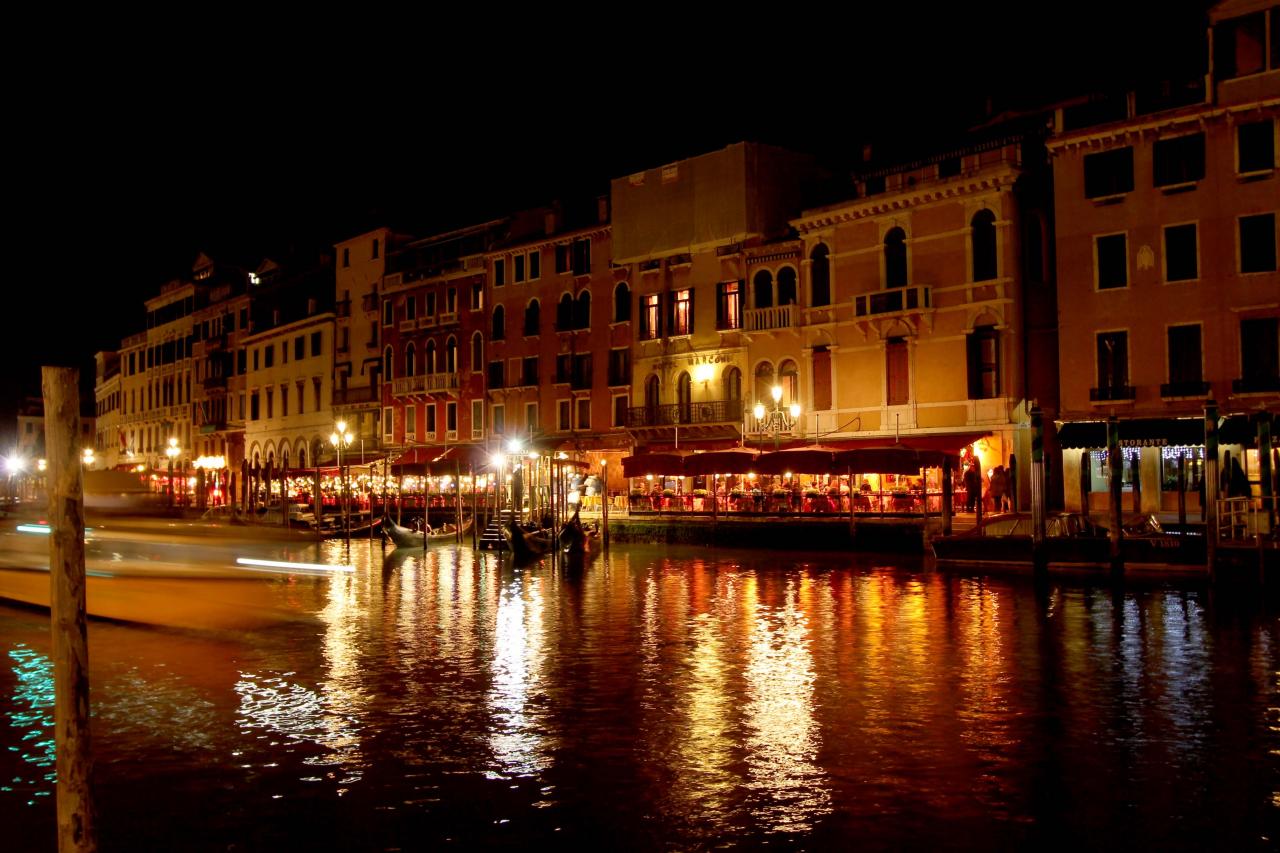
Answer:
xmin=622 ymin=451 xmax=691 ymax=478
xmin=683 ymin=448 xmax=761 ymax=475
xmin=754 ymin=445 xmax=845 ymax=475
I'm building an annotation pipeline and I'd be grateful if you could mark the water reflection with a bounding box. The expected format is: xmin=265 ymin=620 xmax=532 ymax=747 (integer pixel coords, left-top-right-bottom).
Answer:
xmin=3 ymin=644 xmax=55 ymax=805
xmin=487 ymin=568 xmax=549 ymax=779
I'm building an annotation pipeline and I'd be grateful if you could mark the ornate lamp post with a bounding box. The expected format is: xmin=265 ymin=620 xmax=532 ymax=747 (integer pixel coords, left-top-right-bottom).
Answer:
xmin=165 ymin=437 xmax=180 ymax=509
xmin=753 ymin=384 xmax=801 ymax=451
xmin=330 ymin=420 xmax=353 ymax=543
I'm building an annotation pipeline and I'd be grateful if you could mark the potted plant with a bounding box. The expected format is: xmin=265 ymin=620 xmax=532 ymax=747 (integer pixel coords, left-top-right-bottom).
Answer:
xmin=805 ymin=488 xmax=822 ymax=499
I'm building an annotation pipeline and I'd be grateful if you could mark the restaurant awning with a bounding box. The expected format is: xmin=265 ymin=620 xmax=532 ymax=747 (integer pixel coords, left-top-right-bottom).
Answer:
xmin=754 ymin=445 xmax=844 ymax=475
xmin=1056 ymin=418 xmax=1207 ymax=449
xmin=622 ymin=451 xmax=690 ymax=478
xmin=682 ymin=448 xmax=760 ymax=475
xmin=1220 ymin=413 xmax=1275 ymax=446
xmin=833 ymin=445 xmax=954 ymax=474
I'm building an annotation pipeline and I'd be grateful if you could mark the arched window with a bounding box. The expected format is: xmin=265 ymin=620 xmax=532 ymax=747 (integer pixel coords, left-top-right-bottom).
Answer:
xmin=778 ymin=359 xmax=799 ymax=405
xmin=723 ymin=366 xmax=742 ymax=401
xmin=753 ymin=270 xmax=774 ymax=308
xmin=426 ymin=339 xmax=437 ymax=374
xmin=471 ymin=332 xmax=483 ymax=372
xmin=777 ymin=267 xmax=797 ymax=306
xmin=754 ymin=361 xmax=775 ymax=403
xmin=575 ymin=290 xmax=591 ymax=329
xmin=298 ymin=447 xmax=306 ymax=468
xmin=677 ymin=371 xmax=692 ymax=423
xmin=383 ymin=345 xmax=394 ymax=380
xmin=445 ymin=336 xmax=457 ymax=373
xmin=644 ymin=374 xmax=660 ymax=417
xmin=492 ymin=304 xmax=505 ymax=340
xmin=971 ymin=210 xmax=997 ymax=282
xmin=614 ymin=282 xmax=631 ymax=322
xmin=810 ymin=244 xmax=830 ymax=306
xmin=557 ymin=293 xmax=574 ymax=331
xmin=405 ymin=341 xmax=417 ymax=376
xmin=884 ymin=227 xmax=907 ymax=287
xmin=524 ymin=299 xmax=540 ymax=336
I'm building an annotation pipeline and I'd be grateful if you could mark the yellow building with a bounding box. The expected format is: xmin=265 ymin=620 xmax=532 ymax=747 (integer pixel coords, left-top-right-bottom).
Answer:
xmin=333 ymin=228 xmax=391 ymax=451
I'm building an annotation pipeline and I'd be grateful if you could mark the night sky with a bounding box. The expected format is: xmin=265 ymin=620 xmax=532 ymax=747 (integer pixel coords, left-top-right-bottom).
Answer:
xmin=5 ymin=3 xmax=1210 ymax=447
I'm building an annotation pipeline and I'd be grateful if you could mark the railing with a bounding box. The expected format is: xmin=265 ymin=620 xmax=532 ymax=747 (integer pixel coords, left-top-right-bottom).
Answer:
xmin=1232 ymin=376 xmax=1280 ymax=393
xmin=398 ymin=319 xmax=416 ymax=332
xmin=419 ymin=315 xmax=437 ymax=329
xmin=744 ymin=303 xmax=795 ymax=331
xmin=1216 ymin=496 xmax=1277 ymax=542
xmin=437 ymin=311 xmax=458 ymax=327
xmin=332 ymin=386 xmax=379 ymax=406
xmin=627 ymin=399 xmax=743 ymax=428
xmin=854 ymin=285 xmax=931 ymax=317
xmin=391 ymin=372 xmax=459 ymax=396
xmin=1160 ymin=380 xmax=1210 ymax=397
xmin=122 ymin=331 xmax=148 ymax=347
xmin=1090 ymin=385 xmax=1136 ymax=401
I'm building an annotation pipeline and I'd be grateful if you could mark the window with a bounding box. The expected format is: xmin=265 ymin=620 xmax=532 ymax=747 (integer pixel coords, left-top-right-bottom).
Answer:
xmin=250 ymin=390 xmax=260 ymax=421
xmin=557 ymin=399 xmax=571 ymax=431
xmin=1238 ymin=120 xmax=1275 ymax=173
xmin=492 ymin=305 xmax=505 ymax=340
xmin=265 ymin=388 xmax=274 ymax=419
xmin=313 ymin=377 xmax=321 ymax=411
xmin=425 ymin=340 xmax=437 ymax=373
xmin=811 ymin=349 xmax=831 ymax=411
xmin=528 ymin=250 xmax=540 ymax=280
xmin=644 ymin=375 xmax=660 ymax=416
xmin=613 ymin=395 xmax=628 ymax=428
xmin=670 ymin=288 xmax=692 ymax=336
xmin=446 ymin=401 xmax=457 ymax=434
xmin=1096 ymin=233 xmax=1128 ymax=289
xmin=372 ymin=238 xmax=380 ymax=260
xmin=491 ymin=403 xmax=504 ymax=436
xmin=488 ymin=360 xmax=504 ymax=389
xmin=445 ymin=337 xmax=457 ymax=373
xmin=967 ymin=325 xmax=1000 ymax=399
xmin=608 ymin=348 xmax=630 ymax=386
xmin=1164 ymin=224 xmax=1198 ymax=282
xmin=426 ymin=404 xmax=437 ymax=437
xmin=525 ymin=402 xmax=538 ymax=432
xmin=406 ymin=296 xmax=417 ymax=321
xmin=1240 ymin=318 xmax=1279 ymax=389
xmin=971 ymin=210 xmax=997 ymax=281
xmin=405 ymin=342 xmax=417 ymax=376
xmin=522 ymin=356 xmax=538 ymax=386
xmin=576 ymin=398 xmax=591 ymax=431
xmin=293 ymin=336 xmax=303 ymax=360
xmin=1214 ymin=11 xmax=1267 ymax=79
xmin=237 ymin=349 xmax=247 ymax=374
xmin=614 ymin=282 xmax=631 ymax=322
xmin=778 ymin=359 xmax=799 ymax=405
xmin=1167 ymin=325 xmax=1203 ymax=388
xmin=280 ymin=384 xmax=289 ymax=417
xmin=716 ymin=281 xmax=742 ymax=330
xmin=1084 ymin=147 xmax=1134 ymax=198
xmin=886 ymin=339 xmax=909 ymax=405
xmin=524 ymin=299 xmax=540 ymax=336
xmin=640 ymin=293 xmax=661 ymax=339
xmin=263 ymin=346 xmax=273 ymax=368
xmin=405 ymin=404 xmax=416 ymax=438
xmin=571 ymin=238 xmax=591 ymax=275
xmin=777 ymin=268 xmax=797 ymax=306
xmin=884 ymin=228 xmax=907 ymax=287
xmin=723 ymin=366 xmax=742 ymax=402
xmin=472 ymin=399 xmax=485 ymax=439
xmin=494 ymin=258 xmax=506 ymax=287
xmin=281 ymin=340 xmax=289 ymax=365
xmin=574 ymin=290 xmax=591 ymax=329
xmin=384 ymin=345 xmax=394 ymax=380
xmin=384 ymin=407 xmax=393 ymax=437
xmin=753 ymin=270 xmax=773 ymax=308
xmin=383 ymin=300 xmax=393 ymax=326
xmin=1240 ymin=213 xmax=1277 ymax=272
xmin=1096 ymin=331 xmax=1129 ymax=392
xmin=557 ymin=294 xmax=574 ymax=331
xmin=810 ymin=245 xmax=830 ymax=306
xmin=514 ymin=254 xmax=525 ymax=283
xmin=297 ymin=380 xmax=305 ymax=414
xmin=556 ymin=354 xmax=571 ymax=384
xmin=471 ymin=333 xmax=483 ymax=371
xmin=425 ymin=292 xmax=436 ymax=317
xmin=470 ymin=282 xmax=484 ymax=310
xmin=572 ymin=354 xmax=592 ymax=390
xmin=1153 ymin=133 xmax=1205 ymax=187
xmin=342 ymin=248 xmax=350 ymax=268
xmin=555 ymin=244 xmax=570 ymax=274
xmin=753 ymin=361 xmax=774 ymax=403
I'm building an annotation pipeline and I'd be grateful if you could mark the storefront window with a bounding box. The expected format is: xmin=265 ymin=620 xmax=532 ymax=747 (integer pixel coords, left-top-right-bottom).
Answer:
xmin=1089 ymin=448 xmax=1141 ymax=491
xmin=1159 ymin=445 xmax=1204 ymax=492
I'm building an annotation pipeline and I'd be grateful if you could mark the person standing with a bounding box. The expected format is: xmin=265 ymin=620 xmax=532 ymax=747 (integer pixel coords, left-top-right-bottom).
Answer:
xmin=963 ymin=460 xmax=982 ymax=512
xmin=990 ymin=465 xmax=1009 ymax=513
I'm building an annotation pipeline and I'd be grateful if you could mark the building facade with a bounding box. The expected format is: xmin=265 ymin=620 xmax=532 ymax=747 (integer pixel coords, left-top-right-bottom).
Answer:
xmin=334 ymin=228 xmax=391 ymax=451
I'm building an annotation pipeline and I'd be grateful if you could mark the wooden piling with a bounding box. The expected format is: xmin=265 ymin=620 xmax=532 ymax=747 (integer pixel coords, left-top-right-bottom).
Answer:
xmin=1107 ymin=416 xmax=1124 ymax=579
xmin=42 ymin=366 xmax=98 ymax=853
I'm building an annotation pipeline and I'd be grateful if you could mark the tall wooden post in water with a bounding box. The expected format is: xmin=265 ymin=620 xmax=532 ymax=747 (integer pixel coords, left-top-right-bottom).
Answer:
xmin=1030 ymin=407 xmax=1047 ymax=577
xmin=940 ymin=456 xmax=953 ymax=536
xmin=1107 ymin=415 xmax=1124 ymax=579
xmin=1204 ymin=401 xmax=1219 ymax=576
xmin=42 ymin=366 xmax=98 ymax=853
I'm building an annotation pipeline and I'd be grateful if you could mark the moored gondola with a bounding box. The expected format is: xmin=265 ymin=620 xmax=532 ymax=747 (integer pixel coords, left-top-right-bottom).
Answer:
xmin=385 ymin=517 xmax=473 ymax=549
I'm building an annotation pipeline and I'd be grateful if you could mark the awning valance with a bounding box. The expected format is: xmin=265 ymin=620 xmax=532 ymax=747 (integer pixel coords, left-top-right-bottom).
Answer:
xmin=1056 ymin=418 xmax=1207 ymax=449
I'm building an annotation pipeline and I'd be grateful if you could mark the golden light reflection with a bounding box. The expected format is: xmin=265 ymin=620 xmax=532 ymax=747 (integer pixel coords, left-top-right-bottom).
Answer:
xmin=487 ymin=573 xmax=548 ymax=778
xmin=743 ymin=577 xmax=830 ymax=833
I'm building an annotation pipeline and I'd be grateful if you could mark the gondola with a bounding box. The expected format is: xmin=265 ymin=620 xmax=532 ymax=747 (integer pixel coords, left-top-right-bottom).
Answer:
xmin=385 ymin=516 xmax=473 ymax=549
xmin=558 ymin=507 xmax=600 ymax=565
xmin=506 ymin=520 xmax=553 ymax=563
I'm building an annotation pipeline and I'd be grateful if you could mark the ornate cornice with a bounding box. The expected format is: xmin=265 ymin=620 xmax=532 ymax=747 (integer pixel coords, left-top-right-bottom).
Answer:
xmin=793 ymin=169 xmax=1020 ymax=235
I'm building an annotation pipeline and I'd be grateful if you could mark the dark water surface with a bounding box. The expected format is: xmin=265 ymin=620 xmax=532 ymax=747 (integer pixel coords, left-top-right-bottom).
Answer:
xmin=1 ymin=540 xmax=1277 ymax=851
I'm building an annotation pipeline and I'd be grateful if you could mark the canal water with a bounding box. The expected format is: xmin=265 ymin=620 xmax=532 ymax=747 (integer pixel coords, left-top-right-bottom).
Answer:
xmin=1 ymin=540 xmax=1277 ymax=851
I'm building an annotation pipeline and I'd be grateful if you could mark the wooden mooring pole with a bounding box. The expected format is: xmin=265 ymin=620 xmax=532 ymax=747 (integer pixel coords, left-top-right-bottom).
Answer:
xmin=42 ymin=366 xmax=98 ymax=852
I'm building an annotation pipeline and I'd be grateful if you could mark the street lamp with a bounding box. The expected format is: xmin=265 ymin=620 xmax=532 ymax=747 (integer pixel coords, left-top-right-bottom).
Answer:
xmin=165 ymin=437 xmax=180 ymax=509
xmin=331 ymin=420 xmax=354 ymax=541
xmin=82 ymin=448 xmax=95 ymax=469
xmin=5 ymin=456 xmax=24 ymax=507
xmin=753 ymin=384 xmax=802 ymax=451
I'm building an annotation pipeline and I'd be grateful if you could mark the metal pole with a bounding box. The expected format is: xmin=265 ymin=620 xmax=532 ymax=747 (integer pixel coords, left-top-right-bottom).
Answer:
xmin=42 ymin=366 xmax=98 ymax=853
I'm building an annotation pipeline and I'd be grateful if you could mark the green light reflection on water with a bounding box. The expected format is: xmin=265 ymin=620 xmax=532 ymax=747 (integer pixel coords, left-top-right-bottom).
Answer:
xmin=5 ymin=643 xmax=56 ymax=805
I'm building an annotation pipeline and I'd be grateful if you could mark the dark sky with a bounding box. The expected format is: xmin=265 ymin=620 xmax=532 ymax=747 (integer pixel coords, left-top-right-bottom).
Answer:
xmin=5 ymin=3 xmax=1211 ymax=447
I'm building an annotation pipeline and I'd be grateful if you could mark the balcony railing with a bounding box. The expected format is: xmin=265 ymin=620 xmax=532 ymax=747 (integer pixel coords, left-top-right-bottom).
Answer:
xmin=202 ymin=375 xmax=227 ymax=390
xmin=1090 ymin=385 xmax=1136 ymax=401
xmin=854 ymin=285 xmax=932 ymax=318
xmin=437 ymin=311 xmax=458 ymax=327
xmin=391 ymin=372 xmax=460 ymax=396
xmin=627 ymin=399 xmax=743 ymax=428
xmin=399 ymin=319 xmax=417 ymax=332
xmin=333 ymin=386 xmax=380 ymax=406
xmin=744 ymin=304 xmax=795 ymax=332
xmin=1160 ymin=380 xmax=1210 ymax=398
xmin=1232 ymin=376 xmax=1280 ymax=394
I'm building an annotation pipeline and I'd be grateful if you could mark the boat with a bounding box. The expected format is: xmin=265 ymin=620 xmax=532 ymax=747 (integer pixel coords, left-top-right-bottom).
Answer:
xmin=507 ymin=521 xmax=553 ymax=563
xmin=558 ymin=507 xmax=600 ymax=565
xmin=930 ymin=512 xmax=1205 ymax=571
xmin=385 ymin=516 xmax=472 ymax=549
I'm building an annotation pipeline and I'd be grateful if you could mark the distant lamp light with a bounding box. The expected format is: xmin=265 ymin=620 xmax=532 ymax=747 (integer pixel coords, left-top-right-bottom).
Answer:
xmin=694 ymin=363 xmax=715 ymax=384
xmin=506 ymin=438 xmax=524 ymax=453
xmin=5 ymin=456 xmax=25 ymax=474
xmin=37 ymin=459 xmax=47 ymax=472
xmin=789 ymin=402 xmax=801 ymax=419
xmin=753 ymin=403 xmax=766 ymax=420
xmin=492 ymin=452 xmax=507 ymax=468
xmin=771 ymin=384 xmax=782 ymax=404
